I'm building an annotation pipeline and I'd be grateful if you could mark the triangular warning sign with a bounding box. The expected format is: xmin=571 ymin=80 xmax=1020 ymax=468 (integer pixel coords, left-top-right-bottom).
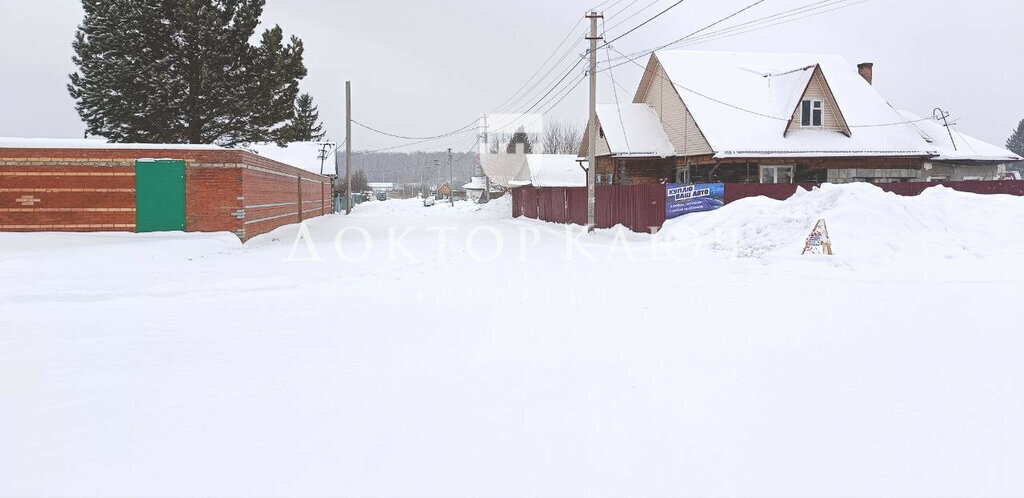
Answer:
xmin=802 ymin=219 xmax=833 ymax=255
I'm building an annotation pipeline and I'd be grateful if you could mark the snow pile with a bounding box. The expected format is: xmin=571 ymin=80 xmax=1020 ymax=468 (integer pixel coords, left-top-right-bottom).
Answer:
xmin=3 ymin=184 xmax=1024 ymax=496
xmin=663 ymin=182 xmax=1024 ymax=262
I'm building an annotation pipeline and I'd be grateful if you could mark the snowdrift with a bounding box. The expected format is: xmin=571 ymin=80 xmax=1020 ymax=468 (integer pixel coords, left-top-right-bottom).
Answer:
xmin=662 ymin=182 xmax=1024 ymax=262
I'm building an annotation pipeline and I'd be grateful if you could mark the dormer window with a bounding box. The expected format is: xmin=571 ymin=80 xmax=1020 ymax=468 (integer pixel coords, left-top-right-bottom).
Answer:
xmin=801 ymin=99 xmax=823 ymax=127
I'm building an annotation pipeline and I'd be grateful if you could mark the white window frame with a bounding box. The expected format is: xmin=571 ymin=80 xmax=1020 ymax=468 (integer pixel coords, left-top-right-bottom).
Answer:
xmin=760 ymin=165 xmax=795 ymax=184
xmin=801 ymin=99 xmax=824 ymax=127
xmin=676 ymin=166 xmax=690 ymax=184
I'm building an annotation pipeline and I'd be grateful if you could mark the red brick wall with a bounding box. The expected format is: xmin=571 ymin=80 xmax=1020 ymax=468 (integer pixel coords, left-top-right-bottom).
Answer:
xmin=239 ymin=154 xmax=330 ymax=240
xmin=0 ymin=147 xmax=331 ymax=240
xmin=186 ymin=166 xmax=243 ymax=236
xmin=0 ymin=161 xmax=137 ymax=231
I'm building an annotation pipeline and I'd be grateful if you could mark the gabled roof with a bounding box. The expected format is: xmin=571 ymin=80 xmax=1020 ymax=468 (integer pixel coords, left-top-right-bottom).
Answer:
xmin=653 ymin=50 xmax=934 ymax=158
xmin=780 ymin=64 xmax=851 ymax=137
xmin=899 ymin=111 xmax=1023 ymax=163
xmin=595 ymin=103 xmax=675 ymax=157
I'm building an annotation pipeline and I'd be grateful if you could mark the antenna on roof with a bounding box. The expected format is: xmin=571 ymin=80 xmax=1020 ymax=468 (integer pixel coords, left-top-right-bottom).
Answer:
xmin=933 ymin=107 xmax=958 ymax=151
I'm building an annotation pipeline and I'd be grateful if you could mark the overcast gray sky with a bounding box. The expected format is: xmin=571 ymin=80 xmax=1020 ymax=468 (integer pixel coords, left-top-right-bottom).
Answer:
xmin=1 ymin=0 xmax=1021 ymax=152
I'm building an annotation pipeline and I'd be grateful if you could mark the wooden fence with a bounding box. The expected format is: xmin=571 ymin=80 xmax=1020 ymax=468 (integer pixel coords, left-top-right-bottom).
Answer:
xmin=512 ymin=180 xmax=1024 ymax=231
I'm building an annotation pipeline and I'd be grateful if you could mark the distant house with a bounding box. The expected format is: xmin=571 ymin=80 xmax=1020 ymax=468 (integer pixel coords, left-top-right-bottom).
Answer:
xmin=580 ymin=50 xmax=1022 ymax=184
xmin=466 ymin=150 xmax=585 ymax=201
xmin=480 ymin=150 xmax=585 ymax=188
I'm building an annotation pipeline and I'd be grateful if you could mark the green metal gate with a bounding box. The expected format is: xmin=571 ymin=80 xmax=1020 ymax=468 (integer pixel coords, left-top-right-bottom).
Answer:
xmin=135 ymin=159 xmax=186 ymax=232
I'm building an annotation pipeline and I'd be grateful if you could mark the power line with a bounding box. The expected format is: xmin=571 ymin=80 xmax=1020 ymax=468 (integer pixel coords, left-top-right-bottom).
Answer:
xmin=354 ymin=0 xmax=690 ymax=153
xmin=487 ymin=17 xmax=585 ymax=115
xmin=362 ymin=127 xmax=479 ymax=154
xmin=601 ymin=0 xmax=854 ymax=70
xmin=602 ymin=17 xmax=631 ymax=153
xmin=352 ymin=118 xmax=479 ymax=141
xmin=671 ymin=0 xmax=871 ymax=48
xmin=602 ymin=0 xmax=689 ymax=47
xmin=605 ymin=0 xmax=643 ymax=20
xmin=604 ymin=0 xmax=668 ymax=32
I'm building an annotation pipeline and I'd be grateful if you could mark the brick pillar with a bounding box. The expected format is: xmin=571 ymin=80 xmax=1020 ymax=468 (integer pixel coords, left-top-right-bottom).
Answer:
xmin=297 ymin=175 xmax=303 ymax=222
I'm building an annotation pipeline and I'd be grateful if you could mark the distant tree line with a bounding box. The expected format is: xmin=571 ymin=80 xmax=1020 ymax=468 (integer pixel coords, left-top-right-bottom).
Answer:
xmin=337 ymin=150 xmax=479 ymax=189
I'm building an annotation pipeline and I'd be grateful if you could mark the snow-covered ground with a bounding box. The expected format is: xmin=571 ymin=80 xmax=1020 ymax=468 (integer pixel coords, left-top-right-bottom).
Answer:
xmin=2 ymin=184 xmax=1023 ymax=497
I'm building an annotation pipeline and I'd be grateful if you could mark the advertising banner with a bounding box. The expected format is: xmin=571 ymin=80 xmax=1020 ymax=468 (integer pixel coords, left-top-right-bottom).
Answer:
xmin=666 ymin=183 xmax=725 ymax=220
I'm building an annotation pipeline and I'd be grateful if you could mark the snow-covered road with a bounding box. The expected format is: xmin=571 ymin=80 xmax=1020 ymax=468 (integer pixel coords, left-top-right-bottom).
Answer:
xmin=2 ymin=185 xmax=1023 ymax=496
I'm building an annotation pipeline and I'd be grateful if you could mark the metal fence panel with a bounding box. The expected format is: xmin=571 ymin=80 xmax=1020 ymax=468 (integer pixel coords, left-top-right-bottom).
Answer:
xmin=513 ymin=181 xmax=1023 ymax=234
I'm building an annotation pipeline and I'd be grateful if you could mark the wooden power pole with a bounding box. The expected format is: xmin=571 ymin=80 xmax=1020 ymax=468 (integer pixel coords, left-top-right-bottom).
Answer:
xmin=448 ymin=147 xmax=454 ymax=206
xmin=345 ymin=81 xmax=352 ymax=214
xmin=586 ymin=11 xmax=602 ymax=232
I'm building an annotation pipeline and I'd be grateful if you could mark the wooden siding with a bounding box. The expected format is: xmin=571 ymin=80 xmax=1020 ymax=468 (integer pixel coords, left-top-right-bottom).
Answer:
xmin=634 ymin=54 xmax=714 ymax=157
xmin=578 ymin=122 xmax=613 ymax=158
xmin=786 ymin=67 xmax=849 ymax=135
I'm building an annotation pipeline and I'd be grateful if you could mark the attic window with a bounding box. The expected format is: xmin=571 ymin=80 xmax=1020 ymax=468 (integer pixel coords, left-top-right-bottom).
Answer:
xmin=599 ymin=127 xmax=605 ymax=139
xmin=801 ymin=99 xmax=823 ymax=127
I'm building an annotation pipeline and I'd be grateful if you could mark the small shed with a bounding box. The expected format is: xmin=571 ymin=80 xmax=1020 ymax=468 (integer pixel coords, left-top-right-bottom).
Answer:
xmin=0 ymin=138 xmax=332 ymax=240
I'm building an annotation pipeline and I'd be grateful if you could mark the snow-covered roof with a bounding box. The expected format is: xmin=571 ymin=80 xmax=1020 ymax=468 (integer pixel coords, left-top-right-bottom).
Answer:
xmin=247 ymin=141 xmax=333 ymax=175
xmin=481 ymin=152 xmax=532 ymax=188
xmin=525 ymin=155 xmax=585 ymax=187
xmin=596 ymin=103 xmax=675 ymax=157
xmin=898 ymin=111 xmax=1023 ymax=163
xmin=652 ymin=50 xmax=935 ymax=158
xmin=463 ymin=177 xmax=487 ymax=190
xmin=0 ymin=137 xmax=223 ymax=150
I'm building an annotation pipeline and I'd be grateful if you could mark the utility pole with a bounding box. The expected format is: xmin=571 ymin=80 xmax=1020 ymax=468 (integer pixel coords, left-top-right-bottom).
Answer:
xmin=482 ymin=114 xmax=490 ymax=203
xmin=933 ymin=107 xmax=958 ymax=151
xmin=345 ymin=81 xmax=353 ymax=214
xmin=586 ymin=11 xmax=603 ymax=232
xmin=448 ymin=147 xmax=454 ymax=206
xmin=317 ymin=141 xmax=335 ymax=176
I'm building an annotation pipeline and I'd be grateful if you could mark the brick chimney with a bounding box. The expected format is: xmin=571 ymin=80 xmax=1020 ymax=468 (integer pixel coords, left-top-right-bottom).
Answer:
xmin=857 ymin=62 xmax=874 ymax=85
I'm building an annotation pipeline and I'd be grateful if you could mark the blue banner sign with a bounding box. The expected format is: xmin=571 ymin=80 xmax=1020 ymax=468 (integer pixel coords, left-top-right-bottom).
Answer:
xmin=666 ymin=183 xmax=725 ymax=219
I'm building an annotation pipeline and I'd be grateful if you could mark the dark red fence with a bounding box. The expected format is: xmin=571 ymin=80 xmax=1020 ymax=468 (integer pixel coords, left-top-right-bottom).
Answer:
xmin=723 ymin=180 xmax=1024 ymax=203
xmin=512 ymin=180 xmax=1024 ymax=232
xmin=723 ymin=182 xmax=823 ymax=203
xmin=875 ymin=180 xmax=1024 ymax=197
xmin=513 ymin=184 xmax=665 ymax=233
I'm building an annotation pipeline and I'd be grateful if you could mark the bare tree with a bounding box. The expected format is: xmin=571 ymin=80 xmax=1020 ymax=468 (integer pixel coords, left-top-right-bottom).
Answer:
xmin=542 ymin=121 xmax=564 ymax=154
xmin=542 ymin=120 xmax=584 ymax=154
xmin=559 ymin=121 xmax=583 ymax=155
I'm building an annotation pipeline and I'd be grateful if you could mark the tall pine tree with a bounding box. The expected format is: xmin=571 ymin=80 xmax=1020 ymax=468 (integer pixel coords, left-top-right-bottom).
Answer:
xmin=1007 ymin=119 xmax=1024 ymax=157
xmin=68 ymin=0 xmax=307 ymax=146
xmin=280 ymin=93 xmax=326 ymax=142
xmin=1007 ymin=119 xmax=1024 ymax=173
